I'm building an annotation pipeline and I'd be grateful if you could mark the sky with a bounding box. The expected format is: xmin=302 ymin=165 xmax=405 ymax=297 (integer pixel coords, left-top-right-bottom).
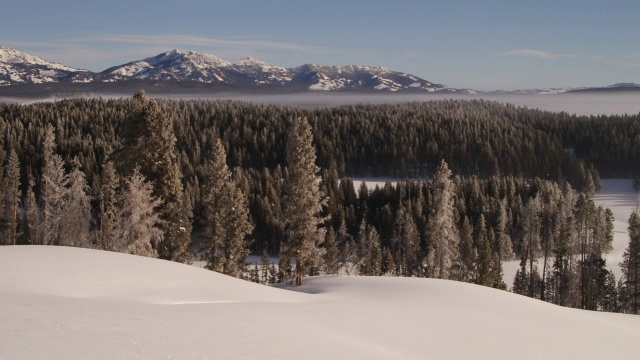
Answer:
xmin=2 ymin=0 xmax=640 ymax=91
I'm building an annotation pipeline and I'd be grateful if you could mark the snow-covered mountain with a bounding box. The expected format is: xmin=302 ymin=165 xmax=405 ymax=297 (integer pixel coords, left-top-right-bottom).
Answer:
xmin=102 ymin=49 xmax=462 ymax=92
xmin=102 ymin=49 xmax=294 ymax=86
xmin=0 ymin=46 xmax=468 ymax=92
xmin=0 ymin=46 xmax=93 ymax=86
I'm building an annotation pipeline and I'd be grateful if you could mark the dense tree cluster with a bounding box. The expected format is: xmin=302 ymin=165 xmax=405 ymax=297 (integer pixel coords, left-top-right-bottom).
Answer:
xmin=0 ymin=95 xmax=637 ymax=312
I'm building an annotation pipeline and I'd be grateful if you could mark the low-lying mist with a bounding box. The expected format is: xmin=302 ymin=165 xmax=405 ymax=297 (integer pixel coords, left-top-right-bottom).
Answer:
xmin=4 ymin=92 xmax=640 ymax=117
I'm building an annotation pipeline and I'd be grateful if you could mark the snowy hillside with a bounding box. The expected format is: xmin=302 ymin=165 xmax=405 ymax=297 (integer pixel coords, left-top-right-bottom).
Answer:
xmin=2 ymin=246 xmax=639 ymax=359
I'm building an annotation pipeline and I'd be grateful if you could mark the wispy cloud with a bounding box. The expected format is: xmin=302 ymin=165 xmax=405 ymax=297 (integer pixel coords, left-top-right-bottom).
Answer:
xmin=609 ymin=61 xmax=640 ymax=69
xmin=66 ymin=34 xmax=319 ymax=51
xmin=499 ymin=49 xmax=575 ymax=60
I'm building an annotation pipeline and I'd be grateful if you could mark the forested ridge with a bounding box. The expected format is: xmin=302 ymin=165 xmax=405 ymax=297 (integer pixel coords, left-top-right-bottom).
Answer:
xmin=1 ymin=96 xmax=640 ymax=313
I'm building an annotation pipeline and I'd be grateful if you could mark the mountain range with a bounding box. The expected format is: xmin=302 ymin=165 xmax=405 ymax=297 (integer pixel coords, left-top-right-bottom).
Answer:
xmin=0 ymin=46 xmax=469 ymax=94
xmin=1 ymin=46 xmax=638 ymax=96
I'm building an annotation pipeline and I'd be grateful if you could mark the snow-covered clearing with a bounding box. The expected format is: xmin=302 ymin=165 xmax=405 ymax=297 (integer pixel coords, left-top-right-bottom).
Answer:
xmin=1 ymin=245 xmax=639 ymax=359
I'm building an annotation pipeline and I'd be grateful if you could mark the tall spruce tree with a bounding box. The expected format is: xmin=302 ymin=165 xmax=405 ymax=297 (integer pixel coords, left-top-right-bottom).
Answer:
xmin=2 ymin=149 xmax=21 ymax=245
xmin=98 ymin=160 xmax=119 ymax=251
xmin=20 ymin=175 xmax=41 ymax=245
xmin=392 ymin=204 xmax=421 ymax=276
xmin=323 ymin=225 xmax=340 ymax=274
xmin=426 ymin=160 xmax=460 ymax=279
xmin=114 ymin=91 xmax=192 ymax=262
xmin=114 ymin=167 xmax=163 ymax=257
xmin=357 ymin=218 xmax=382 ymax=276
xmin=281 ymin=117 xmax=326 ymax=285
xmin=41 ymin=124 xmax=68 ymax=246
xmin=475 ymin=214 xmax=494 ymax=287
xmin=201 ymin=137 xmax=253 ymax=278
xmin=620 ymin=209 xmax=640 ymax=314
xmin=521 ymin=196 xmax=542 ymax=298
xmin=59 ymin=158 xmax=92 ymax=247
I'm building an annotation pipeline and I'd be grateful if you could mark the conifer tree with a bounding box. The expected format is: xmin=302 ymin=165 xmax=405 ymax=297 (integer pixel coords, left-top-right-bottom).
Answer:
xmin=357 ymin=218 xmax=382 ymax=276
xmin=59 ymin=158 xmax=92 ymax=247
xmin=620 ymin=209 xmax=640 ymax=314
xmin=475 ymin=214 xmax=494 ymax=287
xmin=98 ymin=160 xmax=119 ymax=251
xmin=114 ymin=91 xmax=191 ymax=261
xmin=281 ymin=117 xmax=326 ymax=285
xmin=458 ymin=216 xmax=476 ymax=282
xmin=201 ymin=137 xmax=253 ymax=278
xmin=521 ymin=196 xmax=542 ymax=298
xmin=426 ymin=160 xmax=460 ymax=279
xmin=41 ymin=124 xmax=68 ymax=246
xmin=392 ymin=204 xmax=420 ymax=276
xmin=20 ymin=175 xmax=40 ymax=245
xmin=114 ymin=167 xmax=163 ymax=257
xmin=496 ymin=198 xmax=515 ymax=261
xmin=2 ymin=150 xmax=21 ymax=245
xmin=323 ymin=225 xmax=340 ymax=274
xmin=381 ymin=246 xmax=396 ymax=275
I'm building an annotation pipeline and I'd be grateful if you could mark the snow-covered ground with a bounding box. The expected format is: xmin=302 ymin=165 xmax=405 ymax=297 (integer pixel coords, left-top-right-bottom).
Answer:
xmin=1 ymin=245 xmax=639 ymax=359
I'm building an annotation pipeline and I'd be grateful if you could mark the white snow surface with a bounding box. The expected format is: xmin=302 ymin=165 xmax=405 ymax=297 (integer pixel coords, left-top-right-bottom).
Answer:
xmin=2 ymin=245 xmax=639 ymax=359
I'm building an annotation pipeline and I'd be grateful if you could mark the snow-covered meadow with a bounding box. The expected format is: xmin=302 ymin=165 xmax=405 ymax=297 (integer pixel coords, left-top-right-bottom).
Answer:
xmin=2 ymin=245 xmax=640 ymax=360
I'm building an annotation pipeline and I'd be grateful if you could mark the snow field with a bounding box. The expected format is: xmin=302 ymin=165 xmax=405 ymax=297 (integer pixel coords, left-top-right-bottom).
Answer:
xmin=2 ymin=245 xmax=640 ymax=359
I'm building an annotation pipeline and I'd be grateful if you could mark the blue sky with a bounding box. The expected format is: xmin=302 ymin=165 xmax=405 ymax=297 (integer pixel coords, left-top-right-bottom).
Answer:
xmin=2 ymin=0 xmax=639 ymax=90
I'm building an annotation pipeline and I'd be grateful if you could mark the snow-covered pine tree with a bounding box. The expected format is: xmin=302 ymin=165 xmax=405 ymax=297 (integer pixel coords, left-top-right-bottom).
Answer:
xmin=98 ymin=160 xmax=119 ymax=251
xmin=357 ymin=218 xmax=382 ymax=276
xmin=620 ymin=209 xmax=640 ymax=314
xmin=426 ymin=159 xmax=460 ymax=279
xmin=496 ymin=198 xmax=515 ymax=261
xmin=392 ymin=204 xmax=420 ymax=277
xmin=114 ymin=167 xmax=163 ymax=257
xmin=201 ymin=137 xmax=253 ymax=278
xmin=475 ymin=214 xmax=494 ymax=287
xmin=520 ymin=195 xmax=542 ymax=298
xmin=458 ymin=216 xmax=476 ymax=282
xmin=41 ymin=124 xmax=68 ymax=246
xmin=281 ymin=117 xmax=326 ymax=285
xmin=323 ymin=225 xmax=340 ymax=274
xmin=59 ymin=158 xmax=92 ymax=247
xmin=19 ymin=175 xmax=41 ymax=245
xmin=1 ymin=149 xmax=21 ymax=245
xmin=115 ymin=91 xmax=192 ymax=262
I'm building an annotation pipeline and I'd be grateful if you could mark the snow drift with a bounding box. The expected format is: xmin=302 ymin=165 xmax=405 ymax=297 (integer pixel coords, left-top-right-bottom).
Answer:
xmin=1 ymin=246 xmax=639 ymax=359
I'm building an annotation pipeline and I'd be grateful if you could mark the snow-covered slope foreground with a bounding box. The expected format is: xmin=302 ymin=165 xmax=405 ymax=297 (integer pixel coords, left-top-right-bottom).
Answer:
xmin=2 ymin=246 xmax=639 ymax=359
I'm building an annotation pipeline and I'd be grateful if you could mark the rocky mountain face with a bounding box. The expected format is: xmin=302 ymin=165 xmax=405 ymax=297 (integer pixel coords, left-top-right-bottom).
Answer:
xmin=0 ymin=46 xmax=467 ymax=93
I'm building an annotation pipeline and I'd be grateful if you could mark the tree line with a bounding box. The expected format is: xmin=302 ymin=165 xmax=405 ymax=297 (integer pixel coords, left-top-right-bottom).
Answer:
xmin=0 ymin=94 xmax=639 ymax=314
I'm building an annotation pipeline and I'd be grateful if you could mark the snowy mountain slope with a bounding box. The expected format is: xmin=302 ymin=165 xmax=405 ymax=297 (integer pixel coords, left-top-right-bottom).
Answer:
xmin=0 ymin=46 xmax=92 ymax=86
xmin=1 ymin=246 xmax=639 ymax=359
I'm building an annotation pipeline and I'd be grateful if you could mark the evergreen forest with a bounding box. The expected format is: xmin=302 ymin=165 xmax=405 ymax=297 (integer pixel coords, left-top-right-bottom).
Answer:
xmin=1 ymin=94 xmax=639 ymax=314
